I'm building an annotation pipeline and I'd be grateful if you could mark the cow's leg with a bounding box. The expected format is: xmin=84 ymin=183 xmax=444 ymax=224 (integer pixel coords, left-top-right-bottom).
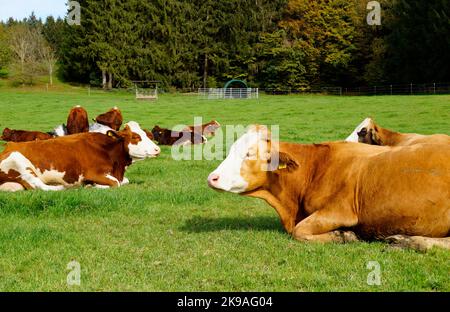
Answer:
xmin=0 ymin=152 xmax=64 ymax=191
xmin=292 ymin=207 xmax=359 ymax=243
xmin=385 ymin=235 xmax=450 ymax=251
xmin=0 ymin=182 xmax=25 ymax=192
xmin=86 ymin=173 xmax=121 ymax=189
xmin=121 ymin=177 xmax=130 ymax=186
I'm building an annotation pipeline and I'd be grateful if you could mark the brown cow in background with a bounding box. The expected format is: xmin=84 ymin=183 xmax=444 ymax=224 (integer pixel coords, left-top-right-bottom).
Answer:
xmin=184 ymin=120 xmax=221 ymax=137
xmin=66 ymin=106 xmax=89 ymax=135
xmin=95 ymin=107 xmax=123 ymax=131
xmin=1 ymin=128 xmax=53 ymax=142
xmin=151 ymin=125 xmax=206 ymax=145
xmin=346 ymin=117 xmax=450 ymax=146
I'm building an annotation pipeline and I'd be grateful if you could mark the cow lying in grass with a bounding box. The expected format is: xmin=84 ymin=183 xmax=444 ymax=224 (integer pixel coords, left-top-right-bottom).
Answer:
xmin=0 ymin=121 xmax=160 ymax=191
xmin=183 ymin=120 xmax=221 ymax=137
xmin=1 ymin=128 xmax=54 ymax=142
xmin=346 ymin=117 xmax=450 ymax=146
xmin=208 ymin=125 xmax=450 ymax=251
xmin=151 ymin=125 xmax=207 ymax=145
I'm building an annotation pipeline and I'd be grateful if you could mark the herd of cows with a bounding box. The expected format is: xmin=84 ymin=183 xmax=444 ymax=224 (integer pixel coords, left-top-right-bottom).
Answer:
xmin=0 ymin=106 xmax=449 ymax=251
xmin=0 ymin=105 xmax=220 ymax=191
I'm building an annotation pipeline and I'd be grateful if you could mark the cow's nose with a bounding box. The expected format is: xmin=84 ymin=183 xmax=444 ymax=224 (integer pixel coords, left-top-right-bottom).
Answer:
xmin=154 ymin=146 xmax=161 ymax=154
xmin=207 ymin=173 xmax=220 ymax=187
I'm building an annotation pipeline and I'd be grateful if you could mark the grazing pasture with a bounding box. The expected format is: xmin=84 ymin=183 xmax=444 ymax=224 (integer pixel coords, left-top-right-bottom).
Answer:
xmin=0 ymin=89 xmax=449 ymax=291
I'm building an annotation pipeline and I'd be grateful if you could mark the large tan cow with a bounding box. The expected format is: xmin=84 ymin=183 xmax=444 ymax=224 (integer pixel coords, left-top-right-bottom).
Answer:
xmin=0 ymin=121 xmax=160 ymax=191
xmin=346 ymin=117 xmax=450 ymax=146
xmin=208 ymin=125 xmax=450 ymax=251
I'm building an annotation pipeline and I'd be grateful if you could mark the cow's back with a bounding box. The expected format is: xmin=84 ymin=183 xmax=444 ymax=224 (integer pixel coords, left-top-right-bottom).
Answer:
xmin=356 ymin=143 xmax=450 ymax=238
xmin=400 ymin=133 xmax=450 ymax=146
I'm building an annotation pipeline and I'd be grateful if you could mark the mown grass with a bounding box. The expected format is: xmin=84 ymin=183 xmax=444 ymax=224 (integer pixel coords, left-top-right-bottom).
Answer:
xmin=0 ymin=88 xmax=449 ymax=291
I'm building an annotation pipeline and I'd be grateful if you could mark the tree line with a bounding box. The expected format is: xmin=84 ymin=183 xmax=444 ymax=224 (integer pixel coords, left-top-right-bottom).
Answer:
xmin=0 ymin=0 xmax=448 ymax=90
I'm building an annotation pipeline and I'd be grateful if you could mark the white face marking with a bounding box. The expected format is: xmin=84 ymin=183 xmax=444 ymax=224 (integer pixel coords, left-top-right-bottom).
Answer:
xmin=126 ymin=121 xmax=160 ymax=160
xmin=345 ymin=118 xmax=372 ymax=142
xmin=89 ymin=123 xmax=114 ymax=134
xmin=208 ymin=129 xmax=264 ymax=193
xmin=0 ymin=152 xmax=65 ymax=191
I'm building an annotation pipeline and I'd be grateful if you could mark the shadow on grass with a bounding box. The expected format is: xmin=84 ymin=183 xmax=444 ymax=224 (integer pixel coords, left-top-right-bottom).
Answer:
xmin=179 ymin=216 xmax=284 ymax=233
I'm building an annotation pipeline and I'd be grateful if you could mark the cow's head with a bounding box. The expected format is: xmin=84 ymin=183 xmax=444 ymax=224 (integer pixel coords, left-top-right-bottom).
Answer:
xmin=107 ymin=121 xmax=160 ymax=160
xmin=207 ymin=125 xmax=297 ymax=193
xmin=204 ymin=120 xmax=221 ymax=133
xmin=95 ymin=107 xmax=123 ymax=131
xmin=144 ymin=129 xmax=154 ymax=140
xmin=210 ymin=120 xmax=221 ymax=127
xmin=151 ymin=125 xmax=164 ymax=141
xmin=356 ymin=118 xmax=382 ymax=145
xmin=345 ymin=117 xmax=379 ymax=144
xmin=1 ymin=128 xmax=12 ymax=140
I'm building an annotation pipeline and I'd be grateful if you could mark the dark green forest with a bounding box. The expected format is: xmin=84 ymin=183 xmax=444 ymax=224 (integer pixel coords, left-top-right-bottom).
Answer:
xmin=0 ymin=0 xmax=449 ymax=90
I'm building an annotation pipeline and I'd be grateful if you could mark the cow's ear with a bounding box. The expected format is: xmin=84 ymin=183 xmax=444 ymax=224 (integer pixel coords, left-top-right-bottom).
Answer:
xmin=144 ymin=129 xmax=154 ymax=140
xmin=106 ymin=130 xmax=121 ymax=140
xmin=370 ymin=128 xmax=381 ymax=145
xmin=276 ymin=152 xmax=299 ymax=172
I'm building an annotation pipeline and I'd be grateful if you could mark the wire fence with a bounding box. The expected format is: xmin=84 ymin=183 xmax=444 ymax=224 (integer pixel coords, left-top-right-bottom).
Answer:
xmin=342 ymin=82 xmax=450 ymax=96
xmin=263 ymin=87 xmax=342 ymax=96
xmin=198 ymin=88 xmax=259 ymax=99
xmin=263 ymin=82 xmax=450 ymax=96
xmin=76 ymin=82 xmax=450 ymax=97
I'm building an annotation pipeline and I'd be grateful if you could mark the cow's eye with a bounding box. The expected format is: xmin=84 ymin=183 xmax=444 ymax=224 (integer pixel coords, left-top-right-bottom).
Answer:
xmin=246 ymin=152 xmax=250 ymax=158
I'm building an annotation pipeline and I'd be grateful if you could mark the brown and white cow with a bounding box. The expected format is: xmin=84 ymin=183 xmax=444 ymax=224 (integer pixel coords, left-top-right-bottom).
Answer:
xmin=208 ymin=125 xmax=450 ymax=251
xmin=183 ymin=120 xmax=221 ymax=137
xmin=1 ymin=128 xmax=53 ymax=142
xmin=346 ymin=117 xmax=450 ymax=146
xmin=94 ymin=107 xmax=123 ymax=131
xmin=0 ymin=121 xmax=160 ymax=191
xmin=151 ymin=125 xmax=207 ymax=145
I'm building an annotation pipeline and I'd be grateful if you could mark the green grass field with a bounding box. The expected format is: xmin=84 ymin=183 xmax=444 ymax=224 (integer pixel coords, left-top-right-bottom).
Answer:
xmin=0 ymin=88 xmax=449 ymax=291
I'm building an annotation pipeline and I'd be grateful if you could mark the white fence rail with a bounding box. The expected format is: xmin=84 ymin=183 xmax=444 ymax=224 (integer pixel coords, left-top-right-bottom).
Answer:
xmin=198 ymin=88 xmax=259 ymax=99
